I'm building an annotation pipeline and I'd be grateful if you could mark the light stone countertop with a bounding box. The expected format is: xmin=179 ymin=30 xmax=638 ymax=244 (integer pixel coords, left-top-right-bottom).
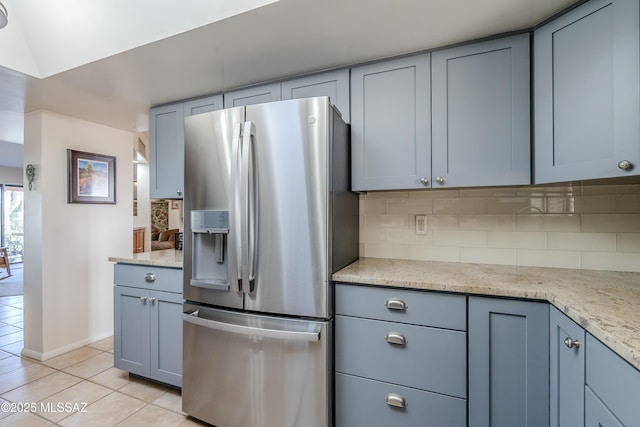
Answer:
xmin=333 ymin=257 xmax=640 ymax=371
xmin=108 ymin=249 xmax=183 ymax=268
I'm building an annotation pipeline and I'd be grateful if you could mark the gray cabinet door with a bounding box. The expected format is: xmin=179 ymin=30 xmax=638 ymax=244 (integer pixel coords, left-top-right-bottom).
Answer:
xmin=534 ymin=0 xmax=640 ymax=183
xmin=114 ymin=286 xmax=150 ymax=377
xmin=585 ymin=386 xmax=624 ymax=427
xmin=149 ymin=102 xmax=185 ymax=199
xmin=469 ymin=297 xmax=549 ymax=427
xmin=223 ymin=82 xmax=281 ymax=108
xmin=281 ymin=69 xmax=350 ymax=123
xmin=432 ymin=34 xmax=530 ymax=188
xmin=184 ymin=94 xmax=223 ymax=117
xmin=149 ymin=290 xmax=183 ymax=387
xmin=351 ymin=54 xmax=431 ymax=191
xmin=550 ymin=307 xmax=585 ymax=427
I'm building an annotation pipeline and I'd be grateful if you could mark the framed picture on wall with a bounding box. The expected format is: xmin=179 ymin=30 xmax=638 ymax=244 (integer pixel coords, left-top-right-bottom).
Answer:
xmin=67 ymin=149 xmax=116 ymax=204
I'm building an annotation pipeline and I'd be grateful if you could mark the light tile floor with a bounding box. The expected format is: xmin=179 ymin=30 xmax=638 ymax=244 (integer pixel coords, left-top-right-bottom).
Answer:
xmin=0 ymin=295 xmax=209 ymax=426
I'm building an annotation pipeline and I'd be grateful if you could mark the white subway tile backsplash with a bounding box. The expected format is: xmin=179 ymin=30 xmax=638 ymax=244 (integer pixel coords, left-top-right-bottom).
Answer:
xmin=359 ymin=181 xmax=640 ymax=272
xmin=581 ymin=252 xmax=640 ymax=272
xmin=364 ymin=214 xmax=409 ymax=229
xmin=460 ymin=248 xmax=517 ymax=265
xmin=516 ymin=214 xmax=581 ymax=232
xmin=433 ymin=230 xmax=487 ymax=248
xmin=581 ymin=214 xmax=640 ymax=233
xmin=573 ymin=195 xmax=616 ymax=214
xmin=387 ymin=198 xmax=433 ymax=214
xmin=409 ymin=245 xmax=460 ymax=263
xmin=434 ymin=198 xmax=487 ymax=215
xmin=517 ymin=249 xmax=581 ymax=269
xmin=617 ymin=234 xmax=640 ymax=253
xmin=547 ymin=232 xmax=616 ymax=252
xmin=615 ymin=194 xmax=640 ymax=213
xmin=363 ymin=243 xmax=410 ymax=259
xmin=460 ymin=215 xmax=516 ymax=231
xmin=428 ymin=215 xmax=460 ymax=231
xmin=487 ymin=232 xmax=547 ymax=249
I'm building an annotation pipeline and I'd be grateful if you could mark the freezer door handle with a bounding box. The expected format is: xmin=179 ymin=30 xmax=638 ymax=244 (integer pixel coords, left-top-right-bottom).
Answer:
xmin=240 ymin=121 xmax=257 ymax=294
xmin=182 ymin=311 xmax=320 ymax=342
xmin=229 ymin=121 xmax=243 ymax=293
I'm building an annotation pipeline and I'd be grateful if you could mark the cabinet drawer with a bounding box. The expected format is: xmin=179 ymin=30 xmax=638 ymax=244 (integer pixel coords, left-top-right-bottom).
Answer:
xmin=336 ymin=315 xmax=466 ymax=398
xmin=114 ymin=264 xmax=182 ymax=293
xmin=336 ymin=373 xmax=466 ymax=427
xmin=586 ymin=334 xmax=640 ymax=427
xmin=585 ymin=386 xmax=624 ymax=427
xmin=336 ymin=283 xmax=466 ymax=330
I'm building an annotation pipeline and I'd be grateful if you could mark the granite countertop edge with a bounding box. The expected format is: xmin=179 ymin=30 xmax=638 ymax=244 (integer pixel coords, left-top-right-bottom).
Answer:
xmin=108 ymin=249 xmax=183 ymax=269
xmin=333 ymin=257 xmax=640 ymax=372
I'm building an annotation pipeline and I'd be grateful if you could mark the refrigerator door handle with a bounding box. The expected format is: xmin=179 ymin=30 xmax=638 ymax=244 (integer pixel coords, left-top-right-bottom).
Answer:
xmin=229 ymin=121 xmax=243 ymax=293
xmin=240 ymin=121 xmax=257 ymax=293
xmin=245 ymin=121 xmax=258 ymax=284
xmin=182 ymin=311 xmax=321 ymax=342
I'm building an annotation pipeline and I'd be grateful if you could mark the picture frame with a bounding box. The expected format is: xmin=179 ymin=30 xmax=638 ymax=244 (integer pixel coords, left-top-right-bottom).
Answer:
xmin=67 ymin=149 xmax=116 ymax=204
xmin=171 ymin=200 xmax=180 ymax=210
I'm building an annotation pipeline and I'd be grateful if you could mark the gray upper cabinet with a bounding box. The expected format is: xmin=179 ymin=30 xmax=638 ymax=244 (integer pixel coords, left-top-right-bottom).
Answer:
xmin=468 ymin=296 xmax=549 ymax=427
xmin=149 ymin=95 xmax=224 ymax=199
xmin=149 ymin=103 xmax=185 ymax=199
xmin=223 ymin=82 xmax=281 ymax=108
xmin=351 ymin=54 xmax=431 ymax=191
xmin=534 ymin=0 xmax=640 ymax=183
xmin=432 ymin=34 xmax=531 ymax=188
xmin=281 ymin=69 xmax=350 ymax=123
xmin=550 ymin=307 xmax=585 ymax=427
xmin=184 ymin=94 xmax=223 ymax=117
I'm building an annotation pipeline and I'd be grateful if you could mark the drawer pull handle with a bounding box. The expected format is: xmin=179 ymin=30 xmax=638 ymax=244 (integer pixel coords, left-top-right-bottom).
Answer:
xmin=144 ymin=273 xmax=156 ymax=282
xmin=564 ymin=337 xmax=580 ymax=349
xmin=385 ymin=333 xmax=407 ymax=346
xmin=385 ymin=393 xmax=407 ymax=408
xmin=384 ymin=299 xmax=407 ymax=311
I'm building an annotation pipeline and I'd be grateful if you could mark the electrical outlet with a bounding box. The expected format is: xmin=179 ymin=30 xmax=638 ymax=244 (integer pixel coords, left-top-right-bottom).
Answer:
xmin=415 ymin=215 xmax=427 ymax=235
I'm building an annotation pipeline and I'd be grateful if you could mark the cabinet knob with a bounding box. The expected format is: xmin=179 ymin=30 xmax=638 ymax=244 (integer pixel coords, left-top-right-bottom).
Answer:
xmin=148 ymin=297 xmax=156 ymax=304
xmin=140 ymin=296 xmax=147 ymax=303
xmin=385 ymin=393 xmax=407 ymax=408
xmin=420 ymin=177 xmax=429 ymax=186
xmin=385 ymin=332 xmax=407 ymax=346
xmin=435 ymin=176 xmax=445 ymax=185
xmin=564 ymin=337 xmax=580 ymax=349
xmin=618 ymin=160 xmax=633 ymax=170
xmin=144 ymin=273 xmax=156 ymax=282
xmin=384 ymin=299 xmax=407 ymax=311
xmin=176 ymin=189 xmax=183 ymax=196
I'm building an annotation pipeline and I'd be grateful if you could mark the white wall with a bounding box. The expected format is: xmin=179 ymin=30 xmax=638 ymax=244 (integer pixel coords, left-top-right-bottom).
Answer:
xmin=23 ymin=110 xmax=133 ymax=360
xmin=360 ymin=179 xmax=640 ymax=272
xmin=0 ymin=166 xmax=23 ymax=185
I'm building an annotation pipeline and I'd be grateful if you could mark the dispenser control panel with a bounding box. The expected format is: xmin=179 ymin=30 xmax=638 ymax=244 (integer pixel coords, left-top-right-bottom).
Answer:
xmin=191 ymin=210 xmax=229 ymax=233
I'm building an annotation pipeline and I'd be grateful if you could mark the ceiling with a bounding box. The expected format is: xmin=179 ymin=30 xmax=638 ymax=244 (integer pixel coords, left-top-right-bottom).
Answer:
xmin=0 ymin=0 xmax=578 ymax=169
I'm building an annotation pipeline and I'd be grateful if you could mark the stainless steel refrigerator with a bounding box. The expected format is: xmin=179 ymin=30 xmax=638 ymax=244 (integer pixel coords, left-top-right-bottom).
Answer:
xmin=182 ymin=96 xmax=358 ymax=427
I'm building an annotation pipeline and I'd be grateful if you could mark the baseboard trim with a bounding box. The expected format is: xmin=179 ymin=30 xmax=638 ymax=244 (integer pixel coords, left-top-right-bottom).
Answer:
xmin=21 ymin=330 xmax=113 ymax=361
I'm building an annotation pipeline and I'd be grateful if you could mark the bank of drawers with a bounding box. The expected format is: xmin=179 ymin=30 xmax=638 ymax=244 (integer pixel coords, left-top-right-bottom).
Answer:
xmin=335 ymin=283 xmax=467 ymax=427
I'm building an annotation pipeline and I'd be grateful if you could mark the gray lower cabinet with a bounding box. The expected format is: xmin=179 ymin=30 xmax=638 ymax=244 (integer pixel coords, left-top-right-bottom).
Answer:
xmin=223 ymin=82 xmax=281 ymax=108
xmin=550 ymin=306 xmax=585 ymax=427
xmin=431 ymin=33 xmax=530 ymax=188
xmin=149 ymin=95 xmax=223 ymax=199
xmin=585 ymin=334 xmax=640 ymax=427
xmin=113 ymin=264 xmax=183 ymax=387
xmin=281 ymin=69 xmax=350 ymax=123
xmin=534 ymin=0 xmax=640 ymax=183
xmin=350 ymin=54 xmax=431 ymax=191
xmin=335 ymin=284 xmax=467 ymax=427
xmin=468 ymin=297 xmax=549 ymax=427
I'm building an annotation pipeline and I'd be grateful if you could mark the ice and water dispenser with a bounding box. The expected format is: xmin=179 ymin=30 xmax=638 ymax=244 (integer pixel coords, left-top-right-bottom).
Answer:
xmin=190 ymin=210 xmax=230 ymax=291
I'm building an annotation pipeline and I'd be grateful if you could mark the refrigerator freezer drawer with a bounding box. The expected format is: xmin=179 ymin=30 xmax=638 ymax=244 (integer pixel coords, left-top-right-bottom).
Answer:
xmin=182 ymin=304 xmax=331 ymax=427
